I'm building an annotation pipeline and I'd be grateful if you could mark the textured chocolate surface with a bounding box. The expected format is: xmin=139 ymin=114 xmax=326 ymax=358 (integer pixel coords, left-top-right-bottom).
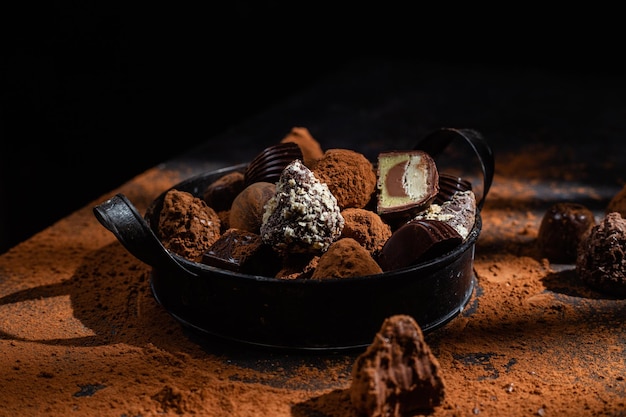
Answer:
xmin=413 ymin=190 xmax=477 ymax=239
xmin=350 ymin=314 xmax=445 ymax=416
xmin=376 ymin=150 xmax=439 ymax=221
xmin=376 ymin=219 xmax=463 ymax=271
xmin=244 ymin=142 xmax=303 ymax=186
xmin=436 ymin=173 xmax=472 ymax=204
xmin=576 ymin=212 xmax=626 ymax=296
xmin=260 ymin=159 xmax=344 ymax=254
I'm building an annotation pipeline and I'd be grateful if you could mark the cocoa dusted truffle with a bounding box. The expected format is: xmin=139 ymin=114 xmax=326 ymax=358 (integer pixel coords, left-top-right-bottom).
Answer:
xmin=244 ymin=142 xmax=303 ymax=186
xmin=310 ymin=238 xmax=382 ymax=279
xmin=377 ymin=219 xmax=462 ymax=271
xmin=229 ymin=182 xmax=276 ymax=234
xmin=312 ymin=149 xmax=377 ymax=210
xmin=158 ymin=189 xmax=221 ymax=262
xmin=606 ymin=184 xmax=626 ymax=218
xmin=201 ymin=228 xmax=281 ymax=276
xmin=376 ymin=150 xmax=439 ymax=221
xmin=275 ymin=254 xmax=320 ymax=280
xmin=260 ymin=159 xmax=344 ymax=254
xmin=350 ymin=314 xmax=445 ymax=416
xmin=279 ymin=126 xmax=324 ymax=168
xmin=538 ymin=202 xmax=596 ymax=263
xmin=576 ymin=212 xmax=626 ymax=297
xmin=340 ymin=208 xmax=392 ymax=256
xmin=413 ymin=190 xmax=477 ymax=239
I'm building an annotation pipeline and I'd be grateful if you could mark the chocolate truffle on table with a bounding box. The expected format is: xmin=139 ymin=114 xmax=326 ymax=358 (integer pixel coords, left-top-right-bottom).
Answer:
xmin=229 ymin=181 xmax=276 ymax=234
xmin=376 ymin=219 xmax=463 ymax=272
xmin=413 ymin=190 xmax=477 ymax=239
xmin=202 ymin=171 xmax=245 ymax=212
xmin=158 ymin=189 xmax=221 ymax=262
xmin=350 ymin=314 xmax=446 ymax=417
xmin=310 ymin=238 xmax=382 ymax=279
xmin=312 ymin=149 xmax=377 ymax=210
xmin=279 ymin=126 xmax=324 ymax=168
xmin=537 ymin=202 xmax=596 ymax=264
xmin=201 ymin=228 xmax=281 ymax=276
xmin=260 ymin=159 xmax=344 ymax=254
xmin=376 ymin=150 xmax=439 ymax=222
xmin=576 ymin=212 xmax=626 ymax=297
xmin=340 ymin=208 xmax=392 ymax=256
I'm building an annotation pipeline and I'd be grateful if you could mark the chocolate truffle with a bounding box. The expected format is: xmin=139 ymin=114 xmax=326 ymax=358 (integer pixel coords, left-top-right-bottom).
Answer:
xmin=376 ymin=219 xmax=462 ymax=271
xmin=606 ymin=184 xmax=626 ymax=217
xmin=538 ymin=202 xmax=596 ymax=263
xmin=310 ymin=238 xmax=383 ymax=279
xmin=201 ymin=228 xmax=281 ymax=276
xmin=280 ymin=126 xmax=324 ymax=168
xmin=413 ymin=190 xmax=477 ymax=239
xmin=350 ymin=314 xmax=445 ymax=416
xmin=202 ymin=171 xmax=245 ymax=212
xmin=312 ymin=149 xmax=377 ymax=210
xmin=275 ymin=253 xmax=320 ymax=280
xmin=260 ymin=159 xmax=344 ymax=254
xmin=340 ymin=208 xmax=392 ymax=256
xmin=576 ymin=212 xmax=626 ymax=296
xmin=229 ymin=182 xmax=276 ymax=234
xmin=158 ymin=189 xmax=221 ymax=262
xmin=376 ymin=150 xmax=439 ymax=221
xmin=244 ymin=142 xmax=303 ymax=187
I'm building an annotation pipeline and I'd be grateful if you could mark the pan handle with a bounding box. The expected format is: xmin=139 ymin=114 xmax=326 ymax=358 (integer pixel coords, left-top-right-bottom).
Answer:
xmin=93 ymin=193 xmax=198 ymax=276
xmin=414 ymin=127 xmax=494 ymax=210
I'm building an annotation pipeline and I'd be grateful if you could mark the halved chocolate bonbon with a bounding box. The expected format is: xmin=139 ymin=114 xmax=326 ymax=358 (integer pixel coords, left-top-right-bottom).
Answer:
xmin=376 ymin=150 xmax=439 ymax=221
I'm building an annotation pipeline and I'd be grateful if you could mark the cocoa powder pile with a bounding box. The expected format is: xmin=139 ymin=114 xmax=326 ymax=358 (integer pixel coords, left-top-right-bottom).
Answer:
xmin=1 ymin=140 xmax=626 ymax=417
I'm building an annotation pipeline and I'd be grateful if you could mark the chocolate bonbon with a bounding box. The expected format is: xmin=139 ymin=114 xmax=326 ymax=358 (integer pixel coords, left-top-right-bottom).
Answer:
xmin=376 ymin=219 xmax=462 ymax=271
xmin=376 ymin=150 xmax=439 ymax=221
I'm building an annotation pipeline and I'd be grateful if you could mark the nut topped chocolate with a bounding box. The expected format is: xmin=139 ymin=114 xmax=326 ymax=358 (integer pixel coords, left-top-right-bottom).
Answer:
xmin=260 ymin=159 xmax=344 ymax=254
xmin=376 ymin=150 xmax=439 ymax=221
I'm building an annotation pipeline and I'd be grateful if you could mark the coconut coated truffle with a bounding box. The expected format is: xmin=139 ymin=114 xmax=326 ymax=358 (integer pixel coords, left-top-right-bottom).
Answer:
xmin=260 ymin=159 xmax=344 ymax=254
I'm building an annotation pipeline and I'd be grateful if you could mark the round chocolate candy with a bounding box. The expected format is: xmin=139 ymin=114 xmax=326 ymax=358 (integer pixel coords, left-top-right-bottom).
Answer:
xmin=537 ymin=202 xmax=596 ymax=263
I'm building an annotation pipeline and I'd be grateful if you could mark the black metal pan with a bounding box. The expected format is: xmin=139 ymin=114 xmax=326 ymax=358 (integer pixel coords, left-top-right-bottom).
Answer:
xmin=93 ymin=127 xmax=494 ymax=351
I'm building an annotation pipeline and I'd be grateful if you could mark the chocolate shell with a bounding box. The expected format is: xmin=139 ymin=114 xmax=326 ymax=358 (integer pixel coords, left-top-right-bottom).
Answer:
xmin=376 ymin=150 xmax=439 ymax=221
xmin=244 ymin=142 xmax=303 ymax=186
xmin=376 ymin=219 xmax=463 ymax=271
xmin=436 ymin=173 xmax=472 ymax=204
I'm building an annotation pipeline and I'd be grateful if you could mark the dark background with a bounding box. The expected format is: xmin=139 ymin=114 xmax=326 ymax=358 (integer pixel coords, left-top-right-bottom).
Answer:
xmin=2 ymin=3 xmax=624 ymax=254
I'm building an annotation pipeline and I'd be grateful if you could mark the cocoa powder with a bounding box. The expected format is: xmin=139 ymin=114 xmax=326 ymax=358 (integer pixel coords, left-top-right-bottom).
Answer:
xmin=1 ymin=142 xmax=626 ymax=417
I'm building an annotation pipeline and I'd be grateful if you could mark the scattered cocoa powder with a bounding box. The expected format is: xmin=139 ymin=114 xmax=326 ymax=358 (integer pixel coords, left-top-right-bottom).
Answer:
xmin=1 ymin=140 xmax=626 ymax=417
